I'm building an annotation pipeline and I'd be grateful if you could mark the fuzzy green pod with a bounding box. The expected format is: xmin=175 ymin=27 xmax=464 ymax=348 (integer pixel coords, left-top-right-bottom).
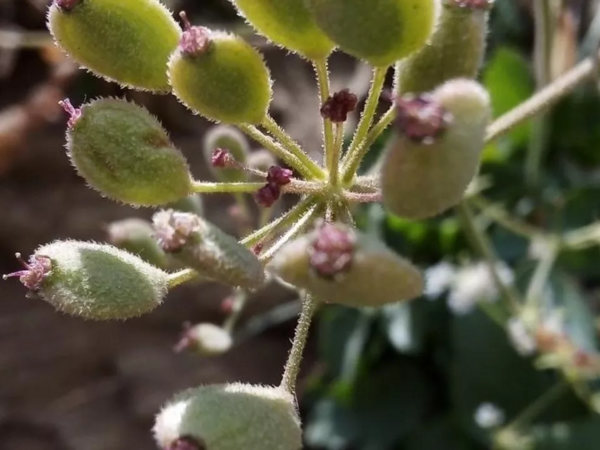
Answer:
xmin=381 ymin=79 xmax=491 ymax=219
xmin=107 ymin=218 xmax=171 ymax=269
xmin=153 ymin=383 xmax=302 ymax=450
xmin=204 ymin=125 xmax=249 ymax=182
xmin=230 ymin=0 xmax=334 ymax=60
xmin=396 ymin=0 xmax=493 ymax=94
xmin=64 ymin=98 xmax=193 ymax=206
xmin=305 ymin=0 xmax=437 ymax=67
xmin=4 ymin=241 xmax=169 ymax=320
xmin=168 ymin=22 xmax=272 ymax=124
xmin=267 ymin=222 xmax=424 ymax=307
xmin=153 ymin=210 xmax=266 ymax=290
xmin=48 ymin=0 xmax=180 ymax=92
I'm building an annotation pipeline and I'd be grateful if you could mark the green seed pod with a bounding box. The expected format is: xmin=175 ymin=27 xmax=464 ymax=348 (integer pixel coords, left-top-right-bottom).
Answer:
xmin=48 ymin=0 xmax=181 ymax=92
xmin=381 ymin=79 xmax=491 ymax=219
xmin=64 ymin=98 xmax=193 ymax=207
xmin=107 ymin=218 xmax=171 ymax=269
xmin=204 ymin=125 xmax=249 ymax=182
xmin=396 ymin=0 xmax=493 ymax=94
xmin=153 ymin=383 xmax=302 ymax=450
xmin=4 ymin=241 xmax=169 ymax=320
xmin=153 ymin=210 xmax=266 ymax=290
xmin=168 ymin=193 xmax=205 ymax=216
xmin=267 ymin=222 xmax=424 ymax=307
xmin=305 ymin=0 xmax=437 ymax=67
xmin=230 ymin=0 xmax=334 ymax=60
xmin=168 ymin=19 xmax=272 ymax=124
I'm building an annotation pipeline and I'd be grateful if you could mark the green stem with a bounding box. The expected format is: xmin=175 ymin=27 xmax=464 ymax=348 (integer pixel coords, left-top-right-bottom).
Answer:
xmin=329 ymin=123 xmax=344 ymax=186
xmin=238 ymin=124 xmax=316 ymax=180
xmin=167 ymin=268 xmax=201 ymax=289
xmin=525 ymin=240 xmax=559 ymax=310
xmin=191 ymin=181 xmax=265 ymax=194
xmin=341 ymin=66 xmax=389 ymax=183
xmin=313 ymin=59 xmax=335 ymax=171
xmin=469 ymin=196 xmax=544 ymax=240
xmin=456 ymin=201 xmax=521 ymax=314
xmin=240 ymin=197 xmax=316 ymax=248
xmin=359 ymin=105 xmax=396 ymax=162
xmin=222 ymin=288 xmax=248 ymax=333
xmin=508 ymin=382 xmax=569 ymax=430
xmin=280 ymin=294 xmax=319 ymax=395
xmin=261 ymin=116 xmax=325 ymax=180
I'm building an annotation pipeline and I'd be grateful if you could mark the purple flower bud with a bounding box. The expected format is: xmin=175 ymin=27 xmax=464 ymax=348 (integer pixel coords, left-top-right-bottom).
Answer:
xmin=211 ymin=148 xmax=233 ymax=168
xmin=395 ymin=95 xmax=452 ymax=144
xmin=308 ymin=222 xmax=356 ymax=279
xmin=266 ymin=166 xmax=292 ymax=186
xmin=59 ymin=98 xmax=81 ymax=129
xmin=168 ymin=436 xmax=206 ymax=450
xmin=55 ymin=0 xmax=82 ymax=11
xmin=320 ymin=88 xmax=358 ymax=123
xmin=178 ymin=12 xmax=211 ymax=56
xmin=153 ymin=210 xmax=201 ymax=253
xmin=254 ymin=183 xmax=281 ymax=208
xmin=3 ymin=253 xmax=52 ymax=291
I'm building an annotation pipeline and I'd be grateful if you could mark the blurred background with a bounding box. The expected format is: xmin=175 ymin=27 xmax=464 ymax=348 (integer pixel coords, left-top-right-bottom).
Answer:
xmin=2 ymin=0 xmax=600 ymax=449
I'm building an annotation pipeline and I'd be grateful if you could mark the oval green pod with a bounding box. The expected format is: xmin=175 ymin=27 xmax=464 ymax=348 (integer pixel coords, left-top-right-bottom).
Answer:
xmin=153 ymin=383 xmax=302 ymax=450
xmin=64 ymin=98 xmax=193 ymax=206
xmin=168 ymin=21 xmax=272 ymax=124
xmin=153 ymin=210 xmax=266 ymax=290
xmin=305 ymin=0 xmax=437 ymax=67
xmin=48 ymin=0 xmax=180 ymax=92
xmin=167 ymin=193 xmax=205 ymax=216
xmin=267 ymin=222 xmax=424 ymax=307
xmin=381 ymin=79 xmax=491 ymax=219
xmin=204 ymin=125 xmax=249 ymax=182
xmin=230 ymin=0 xmax=334 ymax=60
xmin=396 ymin=0 xmax=493 ymax=94
xmin=107 ymin=218 xmax=171 ymax=269
xmin=4 ymin=241 xmax=169 ymax=320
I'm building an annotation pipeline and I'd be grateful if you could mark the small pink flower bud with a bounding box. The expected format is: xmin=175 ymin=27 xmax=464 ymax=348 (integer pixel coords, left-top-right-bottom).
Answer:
xmin=254 ymin=184 xmax=281 ymax=208
xmin=55 ymin=0 xmax=81 ymax=11
xmin=153 ymin=210 xmax=200 ymax=253
xmin=320 ymin=89 xmax=358 ymax=123
xmin=308 ymin=222 xmax=356 ymax=279
xmin=266 ymin=166 xmax=292 ymax=186
xmin=211 ymin=148 xmax=233 ymax=168
xmin=395 ymin=95 xmax=452 ymax=144
xmin=168 ymin=436 xmax=205 ymax=450
xmin=178 ymin=12 xmax=212 ymax=56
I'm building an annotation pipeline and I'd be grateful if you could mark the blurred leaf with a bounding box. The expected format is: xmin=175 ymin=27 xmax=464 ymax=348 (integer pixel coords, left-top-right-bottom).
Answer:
xmin=532 ymin=417 xmax=600 ymax=449
xmin=304 ymin=361 xmax=435 ymax=449
xmin=406 ymin=415 xmax=483 ymax=450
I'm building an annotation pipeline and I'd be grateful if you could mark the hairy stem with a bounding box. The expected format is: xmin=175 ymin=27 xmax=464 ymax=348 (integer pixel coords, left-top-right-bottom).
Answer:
xmin=262 ymin=115 xmax=325 ymax=179
xmin=341 ymin=66 xmax=389 ymax=183
xmin=469 ymin=196 xmax=544 ymax=239
xmin=167 ymin=268 xmax=202 ymax=289
xmin=238 ymin=124 xmax=316 ymax=180
xmin=313 ymin=59 xmax=335 ymax=170
xmin=329 ymin=123 xmax=344 ymax=186
xmin=508 ymin=382 xmax=569 ymax=430
xmin=280 ymin=294 xmax=319 ymax=395
xmin=456 ymin=201 xmax=521 ymax=313
xmin=486 ymin=50 xmax=600 ymax=144
xmin=191 ymin=181 xmax=265 ymax=194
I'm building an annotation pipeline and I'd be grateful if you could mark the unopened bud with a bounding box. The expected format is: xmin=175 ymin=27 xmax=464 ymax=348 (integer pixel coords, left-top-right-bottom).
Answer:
xmin=4 ymin=241 xmax=170 ymax=320
xmin=175 ymin=323 xmax=233 ymax=356
xmin=267 ymin=222 xmax=424 ymax=307
xmin=381 ymin=79 xmax=491 ymax=219
xmin=153 ymin=383 xmax=302 ymax=450
xmin=320 ymin=89 xmax=358 ymax=123
xmin=203 ymin=126 xmax=249 ymax=182
xmin=48 ymin=0 xmax=181 ymax=92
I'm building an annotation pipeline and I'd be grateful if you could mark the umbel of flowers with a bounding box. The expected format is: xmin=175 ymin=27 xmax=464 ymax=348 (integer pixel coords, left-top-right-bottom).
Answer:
xmin=5 ymin=0 xmax=495 ymax=448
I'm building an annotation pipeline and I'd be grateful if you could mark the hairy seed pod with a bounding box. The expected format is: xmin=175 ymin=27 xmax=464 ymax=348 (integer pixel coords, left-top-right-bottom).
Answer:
xmin=48 ymin=0 xmax=180 ymax=92
xmin=107 ymin=218 xmax=171 ymax=269
xmin=305 ymin=0 xmax=437 ymax=67
xmin=65 ymin=98 xmax=192 ymax=206
xmin=381 ymin=79 xmax=491 ymax=219
xmin=230 ymin=0 xmax=334 ymax=60
xmin=203 ymin=125 xmax=249 ymax=182
xmin=154 ymin=383 xmax=302 ymax=450
xmin=168 ymin=21 xmax=272 ymax=124
xmin=4 ymin=241 xmax=169 ymax=320
xmin=267 ymin=222 xmax=424 ymax=307
xmin=168 ymin=193 xmax=205 ymax=216
xmin=153 ymin=210 xmax=265 ymax=290
xmin=396 ymin=0 xmax=493 ymax=94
